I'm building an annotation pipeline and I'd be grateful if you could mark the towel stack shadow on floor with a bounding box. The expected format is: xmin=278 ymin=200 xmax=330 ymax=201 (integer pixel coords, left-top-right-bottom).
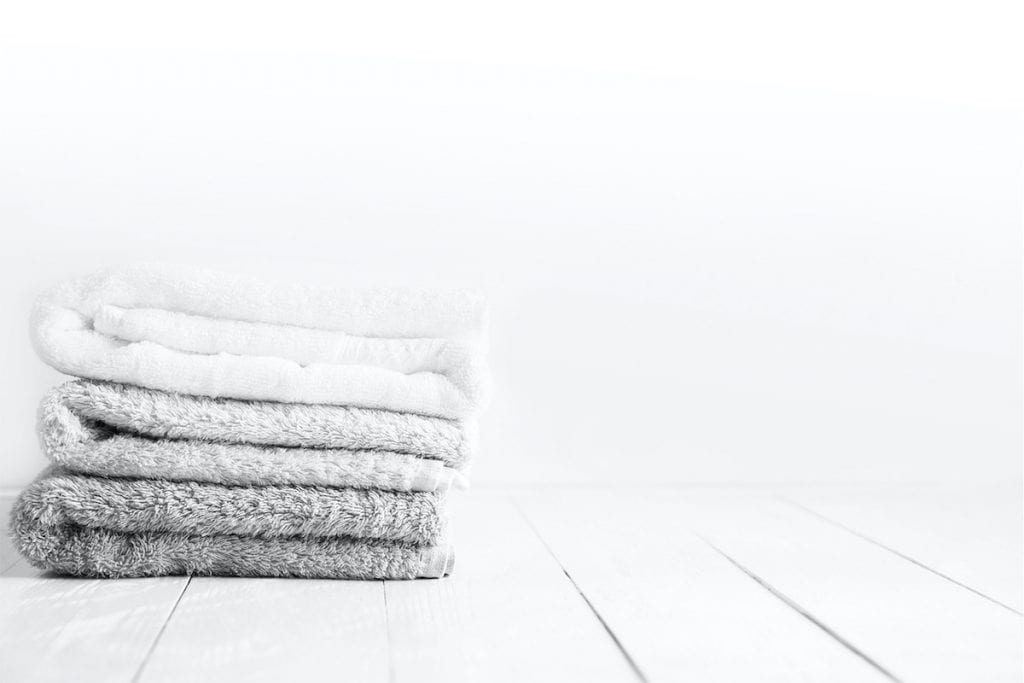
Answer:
xmin=11 ymin=265 xmax=489 ymax=579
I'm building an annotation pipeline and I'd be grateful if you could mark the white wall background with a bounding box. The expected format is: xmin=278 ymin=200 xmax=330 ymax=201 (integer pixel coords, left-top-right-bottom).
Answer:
xmin=1 ymin=0 xmax=1020 ymax=489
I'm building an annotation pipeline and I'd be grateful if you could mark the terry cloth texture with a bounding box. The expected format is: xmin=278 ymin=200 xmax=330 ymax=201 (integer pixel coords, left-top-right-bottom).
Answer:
xmin=31 ymin=264 xmax=489 ymax=418
xmin=42 ymin=379 xmax=475 ymax=467
xmin=40 ymin=381 xmax=470 ymax=491
xmin=11 ymin=470 xmax=453 ymax=579
xmin=14 ymin=467 xmax=447 ymax=544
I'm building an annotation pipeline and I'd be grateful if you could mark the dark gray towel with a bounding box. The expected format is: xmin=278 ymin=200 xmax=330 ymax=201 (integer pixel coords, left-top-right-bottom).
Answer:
xmin=9 ymin=467 xmax=452 ymax=580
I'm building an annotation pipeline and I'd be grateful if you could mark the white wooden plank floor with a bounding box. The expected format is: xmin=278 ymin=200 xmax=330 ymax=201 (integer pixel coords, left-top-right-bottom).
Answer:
xmin=0 ymin=486 xmax=1020 ymax=683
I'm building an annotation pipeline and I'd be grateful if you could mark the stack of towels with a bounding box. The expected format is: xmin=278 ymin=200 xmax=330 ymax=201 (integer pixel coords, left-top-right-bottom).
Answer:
xmin=10 ymin=265 xmax=488 ymax=579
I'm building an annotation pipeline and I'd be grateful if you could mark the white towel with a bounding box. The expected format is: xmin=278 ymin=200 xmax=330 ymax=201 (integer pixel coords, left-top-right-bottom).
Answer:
xmin=31 ymin=265 xmax=489 ymax=418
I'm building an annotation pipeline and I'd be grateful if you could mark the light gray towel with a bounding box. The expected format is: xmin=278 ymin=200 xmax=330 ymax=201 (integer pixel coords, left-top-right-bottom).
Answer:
xmin=10 ymin=468 xmax=452 ymax=579
xmin=41 ymin=381 xmax=471 ymax=491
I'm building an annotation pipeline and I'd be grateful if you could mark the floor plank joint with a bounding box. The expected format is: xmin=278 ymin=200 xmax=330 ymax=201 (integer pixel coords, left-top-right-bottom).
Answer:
xmin=699 ymin=535 xmax=902 ymax=683
xmin=132 ymin=574 xmax=194 ymax=683
xmin=515 ymin=498 xmax=649 ymax=683
xmin=779 ymin=497 xmax=1023 ymax=616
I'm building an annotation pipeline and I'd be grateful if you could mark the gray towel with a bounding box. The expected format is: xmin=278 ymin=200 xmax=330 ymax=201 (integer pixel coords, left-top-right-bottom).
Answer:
xmin=39 ymin=380 xmax=474 ymax=490
xmin=10 ymin=468 xmax=452 ymax=579
xmin=41 ymin=382 xmax=466 ymax=489
xmin=15 ymin=466 xmax=446 ymax=543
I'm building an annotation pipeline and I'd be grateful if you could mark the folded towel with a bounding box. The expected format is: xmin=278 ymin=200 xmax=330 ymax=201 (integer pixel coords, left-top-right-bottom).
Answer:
xmin=11 ymin=475 xmax=452 ymax=579
xmin=41 ymin=381 xmax=470 ymax=491
xmin=14 ymin=467 xmax=447 ymax=545
xmin=31 ymin=264 xmax=489 ymax=418
xmin=43 ymin=378 xmax=474 ymax=463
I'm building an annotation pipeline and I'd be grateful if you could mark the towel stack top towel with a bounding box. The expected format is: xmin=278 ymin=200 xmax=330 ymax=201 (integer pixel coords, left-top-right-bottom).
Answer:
xmin=31 ymin=264 xmax=490 ymax=419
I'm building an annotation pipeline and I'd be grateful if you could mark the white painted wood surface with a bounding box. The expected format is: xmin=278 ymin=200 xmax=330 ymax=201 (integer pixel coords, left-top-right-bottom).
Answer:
xmin=515 ymin=490 xmax=889 ymax=682
xmin=683 ymin=490 xmax=1023 ymax=682
xmin=382 ymin=492 xmax=637 ymax=682
xmin=779 ymin=484 xmax=1023 ymax=612
xmin=0 ymin=574 xmax=188 ymax=682
xmin=138 ymin=577 xmax=389 ymax=683
xmin=0 ymin=486 xmax=1020 ymax=682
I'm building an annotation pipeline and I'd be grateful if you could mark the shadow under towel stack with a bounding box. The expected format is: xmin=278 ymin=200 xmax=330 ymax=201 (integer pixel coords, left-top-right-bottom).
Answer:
xmin=11 ymin=265 xmax=489 ymax=579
